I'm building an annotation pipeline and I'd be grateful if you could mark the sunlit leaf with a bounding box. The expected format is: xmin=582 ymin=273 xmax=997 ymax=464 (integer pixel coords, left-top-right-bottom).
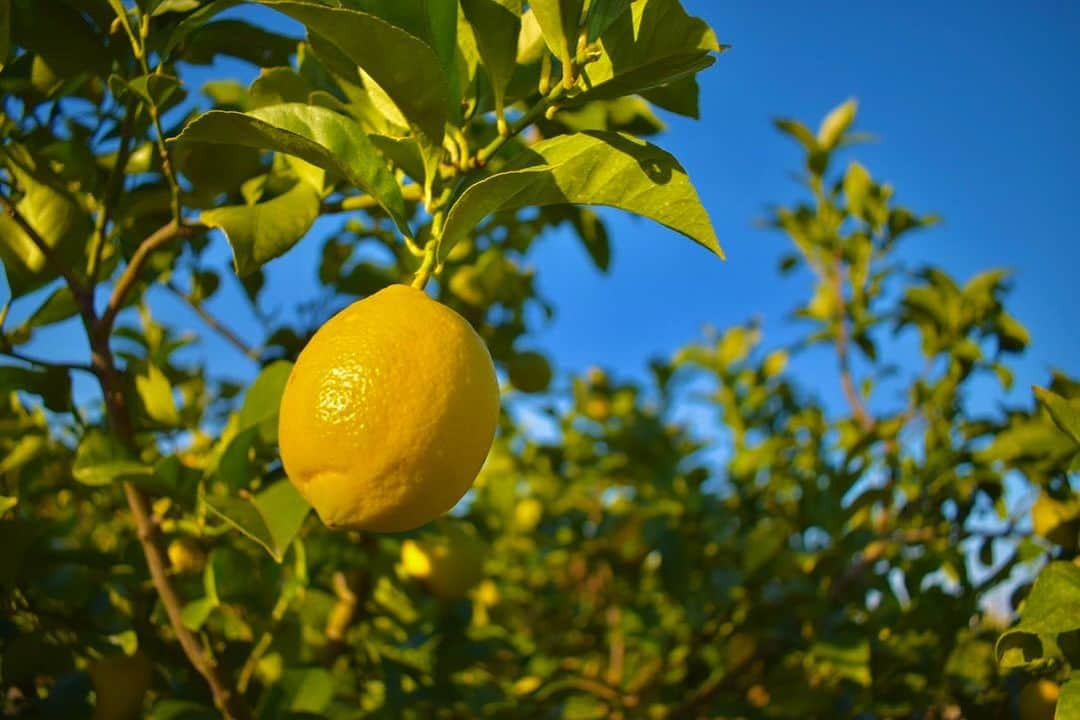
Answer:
xmin=440 ymin=131 xmax=721 ymax=261
xmin=136 ymin=364 xmax=180 ymax=426
xmin=256 ymin=0 xmax=450 ymax=142
xmin=461 ymin=0 xmax=521 ymax=125
xmin=1035 ymin=386 xmax=1080 ymax=446
xmin=205 ymin=481 xmax=310 ymax=562
xmin=72 ymin=430 xmax=151 ymax=486
xmin=174 ymin=104 xmax=410 ymax=238
xmin=200 ymin=179 xmax=321 ymax=276
xmin=238 ymin=360 xmax=293 ymax=442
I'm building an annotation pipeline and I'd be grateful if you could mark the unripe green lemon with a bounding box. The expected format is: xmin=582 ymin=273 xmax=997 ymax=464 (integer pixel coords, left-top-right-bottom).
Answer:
xmin=508 ymin=351 xmax=553 ymax=394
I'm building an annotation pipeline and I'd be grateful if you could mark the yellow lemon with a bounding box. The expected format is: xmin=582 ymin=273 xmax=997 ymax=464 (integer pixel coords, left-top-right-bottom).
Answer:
xmin=401 ymin=526 xmax=486 ymax=599
xmin=279 ymin=285 xmax=499 ymax=532
xmin=1019 ymin=679 xmax=1059 ymax=720
xmin=88 ymin=651 xmax=153 ymax=720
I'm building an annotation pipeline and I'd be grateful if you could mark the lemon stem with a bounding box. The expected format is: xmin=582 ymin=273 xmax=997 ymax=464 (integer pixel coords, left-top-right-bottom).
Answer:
xmin=412 ymin=247 xmax=437 ymax=290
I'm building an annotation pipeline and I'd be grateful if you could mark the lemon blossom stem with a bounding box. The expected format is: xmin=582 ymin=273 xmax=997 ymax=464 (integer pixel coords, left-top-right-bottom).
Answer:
xmin=474 ymin=85 xmax=565 ymax=167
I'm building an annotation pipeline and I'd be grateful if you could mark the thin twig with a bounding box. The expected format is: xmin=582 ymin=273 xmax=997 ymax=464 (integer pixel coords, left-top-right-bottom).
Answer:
xmin=0 ymin=347 xmax=97 ymax=376
xmin=474 ymin=85 xmax=564 ymax=167
xmin=99 ymin=220 xmax=204 ymax=335
xmin=163 ymin=281 xmax=259 ymax=360
xmin=832 ymin=259 xmax=874 ymax=431
xmin=89 ymin=103 xmax=137 ymax=283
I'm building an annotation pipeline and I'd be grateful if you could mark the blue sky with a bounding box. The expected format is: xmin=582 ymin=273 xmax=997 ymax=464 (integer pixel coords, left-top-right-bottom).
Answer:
xmin=16 ymin=1 xmax=1080 ymax=415
xmin=531 ymin=1 xmax=1080 ymax=402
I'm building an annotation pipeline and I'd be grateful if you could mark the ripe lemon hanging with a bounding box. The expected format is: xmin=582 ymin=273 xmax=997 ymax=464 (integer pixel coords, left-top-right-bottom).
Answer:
xmin=279 ymin=284 xmax=499 ymax=532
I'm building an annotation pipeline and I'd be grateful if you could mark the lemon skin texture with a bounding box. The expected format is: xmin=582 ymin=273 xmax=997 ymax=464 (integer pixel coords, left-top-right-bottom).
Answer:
xmin=279 ymin=284 xmax=500 ymax=533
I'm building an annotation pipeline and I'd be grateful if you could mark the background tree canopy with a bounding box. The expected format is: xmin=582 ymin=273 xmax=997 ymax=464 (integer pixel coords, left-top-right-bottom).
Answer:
xmin=0 ymin=1 xmax=1077 ymax=719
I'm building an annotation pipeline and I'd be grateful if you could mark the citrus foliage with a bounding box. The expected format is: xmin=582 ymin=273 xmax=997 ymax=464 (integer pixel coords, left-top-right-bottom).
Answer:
xmin=0 ymin=1 xmax=1076 ymax=719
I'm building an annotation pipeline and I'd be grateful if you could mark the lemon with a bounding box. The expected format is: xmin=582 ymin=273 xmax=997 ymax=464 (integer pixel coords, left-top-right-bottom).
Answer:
xmin=279 ymin=285 xmax=500 ymax=532
xmin=1018 ymin=679 xmax=1059 ymax=720
xmin=508 ymin=351 xmax=553 ymax=394
xmin=88 ymin=651 xmax=153 ymax=720
xmin=401 ymin=525 xmax=486 ymax=599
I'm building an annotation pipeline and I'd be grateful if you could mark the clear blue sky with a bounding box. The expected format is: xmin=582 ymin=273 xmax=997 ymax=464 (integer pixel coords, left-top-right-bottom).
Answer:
xmin=19 ymin=1 xmax=1080 ymax=412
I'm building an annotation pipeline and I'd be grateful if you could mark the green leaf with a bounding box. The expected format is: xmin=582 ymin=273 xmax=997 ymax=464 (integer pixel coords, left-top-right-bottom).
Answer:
xmin=18 ymin=285 xmax=79 ymax=330
xmin=425 ymin=0 xmax=460 ymax=111
xmin=147 ymin=700 xmax=220 ymax=720
xmin=280 ymin=667 xmax=334 ymax=713
xmin=0 ymin=364 xmax=71 ymax=412
xmin=249 ymin=67 xmax=312 ymax=109
xmin=531 ymin=0 xmax=585 ymax=67
xmin=174 ymin=104 xmax=410 ymax=238
xmin=136 ymin=364 xmax=180 ymax=426
xmin=256 ymin=0 xmax=449 ymax=143
xmin=997 ymin=562 xmax=1080 ymax=670
xmin=1019 ymin=561 xmax=1080 ymax=635
xmin=585 ymin=0 xmax=631 ymax=42
xmin=0 ymin=496 xmax=14 ymax=516
xmin=0 ymin=145 xmax=92 ymax=298
xmin=72 ymin=430 xmax=152 ymax=486
xmin=10 ymin=0 xmax=111 ymax=79
xmin=844 ymin=161 xmax=871 ymax=217
xmin=1035 ymin=386 xmax=1080 ymax=447
xmin=439 ymin=131 xmax=721 ymax=262
xmin=1059 ymin=674 xmax=1080 ymax=720
xmin=205 ymin=481 xmax=310 ymax=562
xmin=460 ymin=0 xmax=521 ymax=123
xmin=151 ymin=0 xmax=202 ymax=16
xmin=181 ymin=18 xmax=297 ymax=67
xmin=641 ymin=75 xmax=701 ymax=119
xmin=818 ymin=98 xmax=857 ymax=150
xmin=201 ymin=179 xmax=321 ymax=276
xmin=238 ymin=360 xmax=293 ymax=442
xmin=810 ymin=636 xmax=872 ymax=687
xmin=996 ymin=311 xmax=1030 ymax=353
xmin=569 ymin=207 xmax=610 ymax=271
xmin=180 ymin=596 xmax=217 ymax=631
xmin=774 ymin=118 xmax=819 ymax=153
xmin=0 ymin=0 xmax=11 ymax=72
xmin=216 ymin=427 xmax=257 ymax=492
xmin=115 ymin=73 xmax=182 ymax=108
xmin=370 ymin=135 xmax=427 ymax=184
xmin=0 ymin=435 xmax=45 ymax=474
xmin=565 ymin=0 xmax=722 ymax=107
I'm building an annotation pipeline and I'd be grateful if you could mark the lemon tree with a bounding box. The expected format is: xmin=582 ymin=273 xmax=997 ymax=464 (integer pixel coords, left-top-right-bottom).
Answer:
xmin=0 ymin=2 xmax=1076 ymax=719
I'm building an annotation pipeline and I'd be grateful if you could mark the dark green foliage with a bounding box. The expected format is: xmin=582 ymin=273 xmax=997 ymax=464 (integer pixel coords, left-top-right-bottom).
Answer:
xmin=0 ymin=2 xmax=1074 ymax=719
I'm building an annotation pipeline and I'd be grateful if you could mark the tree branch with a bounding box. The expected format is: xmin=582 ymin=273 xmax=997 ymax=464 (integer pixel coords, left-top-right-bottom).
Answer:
xmin=832 ymin=259 xmax=874 ymax=431
xmin=90 ymin=337 xmax=251 ymax=720
xmin=99 ymin=221 xmax=205 ymax=335
xmin=163 ymin=281 xmax=259 ymax=360
xmin=89 ymin=103 xmax=137 ymax=283
xmin=0 ymin=346 xmax=96 ymax=376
